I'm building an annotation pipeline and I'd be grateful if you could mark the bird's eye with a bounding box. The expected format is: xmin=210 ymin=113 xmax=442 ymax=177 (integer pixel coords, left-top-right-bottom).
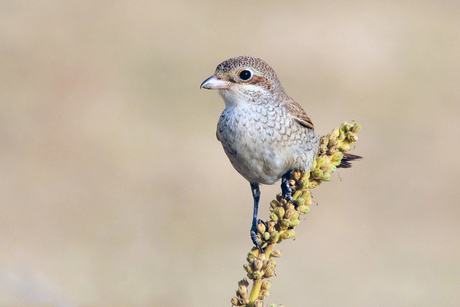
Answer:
xmin=239 ymin=70 xmax=252 ymax=81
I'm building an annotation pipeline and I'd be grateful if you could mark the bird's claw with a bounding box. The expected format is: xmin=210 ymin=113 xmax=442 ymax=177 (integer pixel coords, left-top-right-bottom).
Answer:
xmin=250 ymin=225 xmax=265 ymax=253
xmin=282 ymin=186 xmax=294 ymax=202
xmin=281 ymin=181 xmax=294 ymax=202
xmin=281 ymin=171 xmax=294 ymax=202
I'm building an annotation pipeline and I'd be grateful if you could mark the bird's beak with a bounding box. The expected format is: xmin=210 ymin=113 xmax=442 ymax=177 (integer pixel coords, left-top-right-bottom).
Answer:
xmin=200 ymin=75 xmax=230 ymax=90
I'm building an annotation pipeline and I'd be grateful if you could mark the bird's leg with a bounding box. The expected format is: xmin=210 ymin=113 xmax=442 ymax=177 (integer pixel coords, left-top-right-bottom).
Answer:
xmin=250 ymin=183 xmax=264 ymax=252
xmin=281 ymin=170 xmax=294 ymax=202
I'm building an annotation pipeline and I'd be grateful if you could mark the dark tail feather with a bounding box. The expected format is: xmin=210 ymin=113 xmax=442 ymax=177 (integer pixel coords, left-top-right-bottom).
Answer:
xmin=338 ymin=153 xmax=362 ymax=168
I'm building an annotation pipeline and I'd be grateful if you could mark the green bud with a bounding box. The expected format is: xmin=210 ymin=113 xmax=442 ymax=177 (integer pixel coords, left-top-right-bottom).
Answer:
xmin=247 ymin=251 xmax=257 ymax=261
xmin=308 ymin=180 xmax=319 ymax=189
xmin=269 ymin=231 xmax=280 ymax=242
xmin=269 ymin=213 xmax=279 ymax=221
xmin=321 ymin=173 xmax=332 ymax=181
xmin=331 ymin=127 xmax=340 ymax=138
xmin=280 ymin=229 xmax=296 ymax=240
xmin=284 ymin=208 xmax=295 ymax=219
xmin=339 ymin=142 xmax=351 ymax=152
xmin=244 ymin=264 xmax=253 ymax=274
xmin=289 ymin=218 xmax=300 ymax=227
xmin=300 ymin=179 xmax=309 ymax=189
xmin=320 ymin=162 xmax=332 ymax=172
xmin=292 ymin=190 xmax=302 ymax=201
xmin=338 ymin=132 xmax=346 ymax=142
xmin=331 ymin=151 xmax=343 ymax=162
xmin=296 ymin=197 xmax=305 ymax=206
xmin=301 ymin=190 xmax=311 ymax=199
xmin=351 ymin=123 xmax=362 ymax=133
xmin=319 ymin=144 xmax=328 ymax=154
xmin=342 ymin=122 xmax=352 ymax=131
xmin=289 ymin=211 xmax=300 ymax=221
xmin=275 ymin=207 xmax=285 ymax=220
xmin=257 ymin=223 xmax=266 ymax=234
xmin=270 ymin=200 xmax=279 ymax=209
xmin=297 ymin=205 xmax=310 ymax=213
xmin=263 ymin=232 xmax=270 ymax=241
xmin=280 ymin=219 xmax=291 ymax=229
xmin=328 ymin=147 xmax=337 ymax=155
xmin=348 ymin=133 xmax=358 ymax=142
xmin=316 ymin=156 xmax=326 ymax=168
xmin=313 ymin=168 xmax=323 ymax=179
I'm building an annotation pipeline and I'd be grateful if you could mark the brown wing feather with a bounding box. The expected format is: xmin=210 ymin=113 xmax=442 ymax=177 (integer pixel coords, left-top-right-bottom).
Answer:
xmin=338 ymin=153 xmax=362 ymax=168
xmin=284 ymin=101 xmax=315 ymax=130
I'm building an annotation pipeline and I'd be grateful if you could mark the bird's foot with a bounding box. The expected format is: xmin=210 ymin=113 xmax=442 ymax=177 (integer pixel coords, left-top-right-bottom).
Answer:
xmin=281 ymin=171 xmax=294 ymax=202
xmin=250 ymin=223 xmax=265 ymax=253
xmin=282 ymin=186 xmax=293 ymax=202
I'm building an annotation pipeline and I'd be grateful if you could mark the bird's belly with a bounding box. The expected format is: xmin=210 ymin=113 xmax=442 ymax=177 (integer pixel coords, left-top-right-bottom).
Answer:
xmin=218 ymin=122 xmax=316 ymax=185
xmin=217 ymin=106 xmax=318 ymax=185
xmin=225 ymin=138 xmax=290 ymax=185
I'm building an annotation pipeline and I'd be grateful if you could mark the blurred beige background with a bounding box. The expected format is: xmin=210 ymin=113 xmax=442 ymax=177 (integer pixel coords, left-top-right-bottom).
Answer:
xmin=1 ymin=1 xmax=459 ymax=306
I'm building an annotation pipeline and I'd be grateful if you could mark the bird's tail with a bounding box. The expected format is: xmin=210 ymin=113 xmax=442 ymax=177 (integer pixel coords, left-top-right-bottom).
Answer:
xmin=337 ymin=153 xmax=362 ymax=168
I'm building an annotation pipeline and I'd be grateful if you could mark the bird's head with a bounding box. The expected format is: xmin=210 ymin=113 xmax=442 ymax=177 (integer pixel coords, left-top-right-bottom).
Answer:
xmin=200 ymin=56 xmax=287 ymax=107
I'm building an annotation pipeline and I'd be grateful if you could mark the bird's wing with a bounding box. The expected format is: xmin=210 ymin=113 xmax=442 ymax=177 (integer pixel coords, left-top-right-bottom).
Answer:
xmin=285 ymin=101 xmax=315 ymax=130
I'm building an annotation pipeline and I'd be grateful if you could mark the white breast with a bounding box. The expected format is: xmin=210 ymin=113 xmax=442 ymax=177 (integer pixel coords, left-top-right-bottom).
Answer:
xmin=217 ymin=103 xmax=318 ymax=185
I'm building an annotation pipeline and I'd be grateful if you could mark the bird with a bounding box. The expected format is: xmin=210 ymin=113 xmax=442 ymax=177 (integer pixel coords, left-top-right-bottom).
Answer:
xmin=200 ymin=56 xmax=359 ymax=251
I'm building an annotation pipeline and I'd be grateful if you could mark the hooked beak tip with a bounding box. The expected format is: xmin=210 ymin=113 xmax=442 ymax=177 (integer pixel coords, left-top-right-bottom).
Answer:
xmin=200 ymin=75 xmax=230 ymax=90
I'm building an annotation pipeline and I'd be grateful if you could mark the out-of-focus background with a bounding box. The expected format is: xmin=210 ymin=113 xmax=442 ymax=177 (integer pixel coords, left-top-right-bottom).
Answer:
xmin=1 ymin=1 xmax=459 ymax=306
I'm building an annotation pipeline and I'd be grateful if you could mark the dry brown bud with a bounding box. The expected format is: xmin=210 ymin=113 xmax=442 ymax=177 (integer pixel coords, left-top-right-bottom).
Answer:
xmin=231 ymin=297 xmax=239 ymax=306
xmin=261 ymin=280 xmax=272 ymax=290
